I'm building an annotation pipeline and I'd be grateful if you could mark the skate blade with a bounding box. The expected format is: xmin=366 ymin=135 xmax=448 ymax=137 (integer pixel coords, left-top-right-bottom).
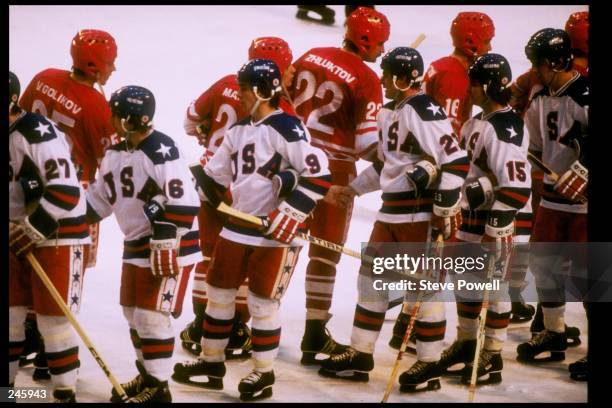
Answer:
xmin=399 ymin=378 xmax=441 ymax=393
xmin=225 ymin=349 xmax=251 ymax=360
xmin=570 ymin=372 xmax=587 ymax=382
xmin=517 ymin=351 xmax=565 ymax=363
xmin=295 ymin=10 xmax=335 ymax=25
xmin=461 ymin=371 xmax=502 ymax=386
xmin=171 ymin=373 xmax=223 ymax=390
xmin=240 ymin=386 xmax=273 ymax=401
xmin=318 ymin=368 xmax=369 ymax=382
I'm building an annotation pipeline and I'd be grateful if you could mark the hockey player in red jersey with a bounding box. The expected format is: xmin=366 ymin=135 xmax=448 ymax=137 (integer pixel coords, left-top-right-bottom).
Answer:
xmin=19 ymin=29 xmax=119 ymax=269
xmin=179 ymin=37 xmax=294 ymax=360
xmin=318 ymin=47 xmax=468 ymax=392
xmin=173 ymin=59 xmax=331 ymax=401
xmin=423 ymin=12 xmax=495 ymax=138
xmin=516 ymin=29 xmax=588 ymax=369
xmin=285 ymin=6 xmax=390 ymax=365
xmin=86 ymin=86 xmax=201 ymax=403
xmin=9 ymin=71 xmax=91 ymax=403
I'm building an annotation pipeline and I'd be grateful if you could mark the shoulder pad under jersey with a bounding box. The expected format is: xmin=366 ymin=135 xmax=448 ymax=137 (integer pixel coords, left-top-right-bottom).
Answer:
xmin=487 ymin=109 xmax=525 ymax=147
xmin=139 ymin=130 xmax=180 ymax=164
xmin=229 ymin=116 xmax=251 ymax=130
xmin=263 ymin=112 xmax=308 ymax=142
xmin=561 ymin=75 xmax=588 ymax=108
xmin=13 ymin=112 xmax=58 ymax=144
xmin=401 ymin=93 xmax=448 ymax=121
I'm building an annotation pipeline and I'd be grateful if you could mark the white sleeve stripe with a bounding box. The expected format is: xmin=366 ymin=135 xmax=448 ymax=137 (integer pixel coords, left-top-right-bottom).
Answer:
xmin=356 ymin=121 xmax=377 ymax=130
xmin=297 ymin=185 xmax=323 ymax=201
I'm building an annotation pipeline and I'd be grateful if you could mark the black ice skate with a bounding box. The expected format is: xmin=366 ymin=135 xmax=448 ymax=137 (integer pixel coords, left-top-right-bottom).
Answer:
xmin=172 ymin=359 xmax=226 ymax=389
xmin=438 ymin=339 xmax=477 ymax=376
xmin=301 ymin=319 xmax=348 ymax=365
xmin=32 ymin=349 xmax=50 ymax=381
xmin=530 ymin=304 xmax=581 ymax=346
xmin=110 ymin=360 xmax=146 ymax=403
xmin=238 ymin=370 xmax=275 ymax=401
xmin=296 ymin=5 xmax=335 ymax=26
xmin=225 ymin=319 xmax=252 ymax=360
xmin=53 ymin=388 xmax=76 ymax=403
xmin=569 ymin=356 xmax=587 ymax=381
xmin=318 ymin=347 xmax=374 ymax=382
xmin=180 ymin=321 xmax=202 ymax=357
xmin=125 ymin=373 xmax=172 ymax=403
xmin=517 ymin=330 xmax=567 ymax=363
xmin=509 ymin=288 xmax=535 ymax=323
xmin=398 ymin=360 xmax=441 ymax=393
xmin=388 ymin=312 xmax=416 ymax=354
xmin=461 ymin=349 xmax=503 ymax=386
xmin=19 ymin=316 xmax=43 ymax=367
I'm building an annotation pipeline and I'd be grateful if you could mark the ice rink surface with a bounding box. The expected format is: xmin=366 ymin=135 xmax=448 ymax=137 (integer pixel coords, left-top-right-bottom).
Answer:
xmin=10 ymin=4 xmax=588 ymax=403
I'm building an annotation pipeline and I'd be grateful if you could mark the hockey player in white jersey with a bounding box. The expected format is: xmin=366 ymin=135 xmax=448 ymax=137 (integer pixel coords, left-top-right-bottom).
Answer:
xmin=172 ymin=59 xmax=331 ymax=401
xmin=319 ymin=48 xmax=469 ymax=393
xmin=9 ymin=71 xmax=91 ymax=403
xmin=436 ymin=54 xmax=532 ymax=385
xmin=516 ymin=29 xmax=588 ymax=364
xmin=85 ymin=86 xmax=201 ymax=403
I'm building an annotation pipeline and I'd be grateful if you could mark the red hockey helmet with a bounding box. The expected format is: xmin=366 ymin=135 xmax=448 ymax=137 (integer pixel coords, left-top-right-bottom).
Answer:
xmin=248 ymin=37 xmax=293 ymax=74
xmin=345 ymin=6 xmax=390 ymax=58
xmin=70 ymin=29 xmax=117 ymax=81
xmin=450 ymin=12 xmax=495 ymax=58
xmin=565 ymin=11 xmax=588 ymax=56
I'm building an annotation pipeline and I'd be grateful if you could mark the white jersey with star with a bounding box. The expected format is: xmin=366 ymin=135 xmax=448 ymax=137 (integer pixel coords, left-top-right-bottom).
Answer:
xmin=458 ymin=107 xmax=532 ymax=243
xmin=9 ymin=111 xmax=91 ymax=247
xmin=204 ymin=109 xmax=331 ymax=247
xmin=87 ymin=129 xmax=202 ymax=267
xmin=526 ymin=72 xmax=588 ymax=214
xmin=364 ymin=93 xmax=469 ymax=223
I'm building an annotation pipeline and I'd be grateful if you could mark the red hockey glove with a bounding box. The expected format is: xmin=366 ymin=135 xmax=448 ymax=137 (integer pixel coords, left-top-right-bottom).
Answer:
xmin=554 ymin=160 xmax=587 ymax=203
xmin=264 ymin=202 xmax=307 ymax=244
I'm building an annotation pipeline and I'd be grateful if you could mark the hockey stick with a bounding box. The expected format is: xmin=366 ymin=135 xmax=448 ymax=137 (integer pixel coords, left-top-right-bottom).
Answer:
xmin=527 ymin=152 xmax=587 ymax=204
xmin=466 ymin=254 xmax=497 ymax=403
xmin=25 ymin=253 xmax=128 ymax=402
xmin=381 ymin=234 xmax=443 ymax=403
xmin=410 ymin=33 xmax=426 ymax=49
xmin=216 ymin=202 xmax=362 ymax=260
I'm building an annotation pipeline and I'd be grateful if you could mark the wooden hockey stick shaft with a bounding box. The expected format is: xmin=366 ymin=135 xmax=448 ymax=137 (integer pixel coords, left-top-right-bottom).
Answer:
xmin=527 ymin=152 xmax=587 ymax=203
xmin=25 ymin=253 xmax=128 ymax=402
xmin=381 ymin=234 xmax=443 ymax=403
xmin=410 ymin=33 xmax=426 ymax=48
xmin=467 ymin=255 xmax=496 ymax=403
xmin=216 ymin=202 xmax=362 ymax=259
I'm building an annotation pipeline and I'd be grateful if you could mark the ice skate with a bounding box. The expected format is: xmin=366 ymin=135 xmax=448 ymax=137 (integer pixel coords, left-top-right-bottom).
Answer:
xmin=172 ymin=359 xmax=225 ymax=389
xmin=318 ymin=347 xmax=373 ymax=382
xmin=517 ymin=330 xmax=567 ymax=363
xmin=461 ymin=349 xmax=503 ymax=386
xmin=398 ymin=360 xmax=442 ymax=393
xmin=238 ymin=370 xmax=275 ymax=401
xmin=438 ymin=339 xmax=477 ymax=376
xmin=110 ymin=360 xmax=146 ymax=403
xmin=300 ymin=319 xmax=348 ymax=365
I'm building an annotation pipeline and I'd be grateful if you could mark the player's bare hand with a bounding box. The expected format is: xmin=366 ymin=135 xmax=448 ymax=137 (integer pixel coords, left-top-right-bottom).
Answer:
xmin=324 ymin=185 xmax=356 ymax=208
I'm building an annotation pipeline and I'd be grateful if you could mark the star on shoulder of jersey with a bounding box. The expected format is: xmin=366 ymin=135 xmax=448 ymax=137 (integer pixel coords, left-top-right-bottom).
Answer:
xmin=426 ymin=103 xmax=443 ymax=117
xmin=35 ymin=121 xmax=53 ymax=137
xmin=156 ymin=143 xmax=173 ymax=158
xmin=506 ymin=126 xmax=518 ymax=139
xmin=292 ymin=124 xmax=308 ymax=141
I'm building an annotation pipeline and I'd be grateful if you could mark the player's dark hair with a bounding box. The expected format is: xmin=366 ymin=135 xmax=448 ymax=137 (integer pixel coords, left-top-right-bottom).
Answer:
xmin=270 ymin=93 xmax=281 ymax=108
xmin=343 ymin=39 xmax=360 ymax=55
xmin=490 ymin=87 xmax=512 ymax=105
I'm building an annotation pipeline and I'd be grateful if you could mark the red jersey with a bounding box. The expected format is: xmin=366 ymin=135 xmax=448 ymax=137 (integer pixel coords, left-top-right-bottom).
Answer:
xmin=289 ymin=47 xmax=382 ymax=173
xmin=185 ymin=75 xmax=297 ymax=162
xmin=423 ymin=56 xmax=471 ymax=138
xmin=19 ymin=68 xmax=118 ymax=182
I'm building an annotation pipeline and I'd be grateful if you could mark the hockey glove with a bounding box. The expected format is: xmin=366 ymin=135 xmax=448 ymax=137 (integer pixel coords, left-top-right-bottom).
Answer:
xmin=431 ymin=189 xmax=461 ymax=240
xmin=264 ymin=201 xmax=307 ymax=244
xmin=9 ymin=206 xmax=59 ymax=258
xmin=554 ymin=160 xmax=587 ymax=203
xmin=464 ymin=176 xmax=494 ymax=211
xmin=150 ymin=221 xmax=179 ymax=278
xmin=272 ymin=169 xmax=299 ymax=200
xmin=143 ymin=194 xmax=167 ymax=223
xmin=405 ymin=160 xmax=438 ymax=197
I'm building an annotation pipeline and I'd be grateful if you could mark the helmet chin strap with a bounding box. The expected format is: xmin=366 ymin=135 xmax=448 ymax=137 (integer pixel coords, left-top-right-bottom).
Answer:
xmin=249 ymin=86 xmax=275 ymax=117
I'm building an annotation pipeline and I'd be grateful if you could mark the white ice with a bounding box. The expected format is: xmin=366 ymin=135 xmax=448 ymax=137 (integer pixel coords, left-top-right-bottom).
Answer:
xmin=10 ymin=4 xmax=588 ymax=403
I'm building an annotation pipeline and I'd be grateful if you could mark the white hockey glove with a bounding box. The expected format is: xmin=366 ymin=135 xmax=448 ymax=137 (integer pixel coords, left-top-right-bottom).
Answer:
xmin=9 ymin=207 xmax=59 ymax=258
